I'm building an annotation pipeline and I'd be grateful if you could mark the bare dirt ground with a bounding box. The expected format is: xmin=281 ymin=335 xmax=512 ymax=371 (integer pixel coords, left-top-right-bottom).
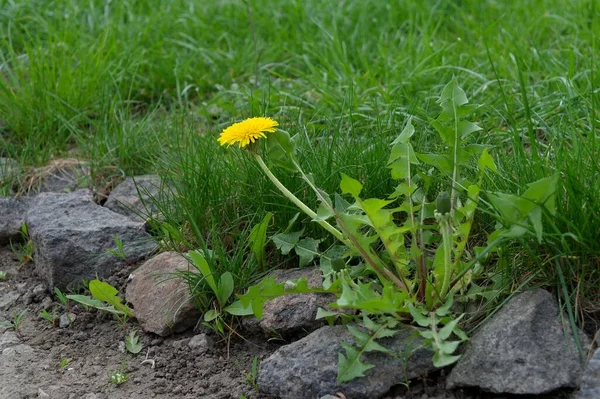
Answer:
xmin=0 ymin=246 xmax=576 ymax=399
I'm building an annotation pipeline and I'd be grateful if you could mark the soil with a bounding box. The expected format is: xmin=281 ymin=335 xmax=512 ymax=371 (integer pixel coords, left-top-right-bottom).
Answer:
xmin=0 ymin=246 xmax=580 ymax=399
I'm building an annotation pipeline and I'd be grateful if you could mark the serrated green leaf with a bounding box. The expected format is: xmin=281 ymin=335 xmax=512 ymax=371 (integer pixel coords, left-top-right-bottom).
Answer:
xmin=340 ymin=173 xmax=363 ymax=197
xmin=435 ymin=295 xmax=454 ymax=317
xmin=271 ymin=230 xmax=303 ymax=255
xmin=438 ymin=340 xmax=461 ymax=355
xmin=294 ymin=237 xmax=321 ymax=267
xmin=337 ymin=344 xmax=374 ymax=383
xmin=477 ymin=148 xmax=497 ymax=173
xmin=408 ymin=303 xmax=430 ymax=327
xmin=416 ymin=153 xmax=453 ymax=175
xmin=457 ymin=121 xmax=482 ymax=138
xmin=391 ymin=117 xmax=415 ymax=144
xmin=316 ymin=307 xmax=339 ymax=319
xmin=438 ymin=314 xmax=464 ymax=341
xmin=432 ymin=352 xmax=461 ymax=368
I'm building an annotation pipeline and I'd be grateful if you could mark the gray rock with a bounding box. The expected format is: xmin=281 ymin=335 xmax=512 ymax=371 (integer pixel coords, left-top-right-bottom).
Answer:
xmin=26 ymin=190 xmax=155 ymax=289
xmin=0 ymin=331 xmax=19 ymax=351
xmin=0 ymin=290 xmax=20 ymax=311
xmin=244 ymin=267 xmax=339 ymax=335
xmin=447 ymin=289 xmax=587 ymax=394
xmin=32 ymin=283 xmax=47 ymax=300
xmin=576 ymin=348 xmax=600 ymax=399
xmin=0 ymin=197 xmax=30 ymax=245
xmin=188 ymin=333 xmax=212 ymax=353
xmin=59 ymin=312 xmax=76 ymax=328
xmin=257 ymin=324 xmax=434 ymax=398
xmin=40 ymin=296 xmax=53 ymax=311
xmin=319 ymin=396 xmax=341 ymax=399
xmin=25 ymin=159 xmax=90 ymax=195
xmin=2 ymin=343 xmax=33 ymax=356
xmin=104 ymin=175 xmax=171 ymax=222
xmin=126 ymin=252 xmax=200 ymax=336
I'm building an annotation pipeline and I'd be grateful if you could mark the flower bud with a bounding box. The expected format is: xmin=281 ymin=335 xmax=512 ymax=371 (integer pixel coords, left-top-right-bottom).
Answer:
xmin=436 ymin=191 xmax=451 ymax=215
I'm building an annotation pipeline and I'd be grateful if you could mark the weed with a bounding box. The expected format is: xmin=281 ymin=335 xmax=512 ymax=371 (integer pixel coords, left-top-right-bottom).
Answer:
xmin=0 ymin=271 xmax=7 ymax=281
xmin=59 ymin=358 xmax=72 ymax=370
xmin=67 ymin=280 xmax=133 ymax=328
xmin=125 ymin=330 xmax=143 ymax=355
xmin=0 ymin=308 xmax=28 ymax=339
xmin=10 ymin=224 xmax=34 ymax=267
xmin=107 ymin=236 xmax=127 ymax=261
xmin=40 ymin=307 xmax=58 ymax=328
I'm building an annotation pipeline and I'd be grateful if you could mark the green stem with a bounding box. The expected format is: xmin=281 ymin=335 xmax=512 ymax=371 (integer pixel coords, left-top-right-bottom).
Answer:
xmin=253 ymin=154 xmax=344 ymax=241
xmin=439 ymin=215 xmax=453 ymax=300
xmin=291 ymin=160 xmax=409 ymax=292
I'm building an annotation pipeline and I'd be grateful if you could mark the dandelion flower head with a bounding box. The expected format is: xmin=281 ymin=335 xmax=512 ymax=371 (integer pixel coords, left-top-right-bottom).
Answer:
xmin=217 ymin=117 xmax=279 ymax=148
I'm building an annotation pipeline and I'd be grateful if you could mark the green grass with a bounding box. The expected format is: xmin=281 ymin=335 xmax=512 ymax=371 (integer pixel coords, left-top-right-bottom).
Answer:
xmin=1 ymin=0 xmax=598 ymax=319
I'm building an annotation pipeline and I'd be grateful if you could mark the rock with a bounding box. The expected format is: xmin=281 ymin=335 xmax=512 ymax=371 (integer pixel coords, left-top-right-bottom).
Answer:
xmin=126 ymin=252 xmax=200 ymax=336
xmin=2 ymin=343 xmax=34 ymax=356
xmin=32 ymin=283 xmax=47 ymax=300
xmin=257 ymin=324 xmax=434 ymax=398
xmin=40 ymin=296 xmax=53 ymax=311
xmin=37 ymin=388 xmax=49 ymax=398
xmin=59 ymin=312 xmax=76 ymax=328
xmin=447 ymin=289 xmax=587 ymax=394
xmin=171 ymin=338 xmax=190 ymax=349
xmin=576 ymin=348 xmax=600 ymax=399
xmin=26 ymin=190 xmax=155 ymax=289
xmin=244 ymin=267 xmax=338 ymax=335
xmin=0 ymin=290 xmax=20 ymax=310
xmin=0 ymin=331 xmax=19 ymax=351
xmin=0 ymin=197 xmax=30 ymax=245
xmin=188 ymin=333 xmax=212 ymax=353
xmin=25 ymin=159 xmax=90 ymax=195
xmin=104 ymin=175 xmax=171 ymax=222
xmin=319 ymin=396 xmax=341 ymax=399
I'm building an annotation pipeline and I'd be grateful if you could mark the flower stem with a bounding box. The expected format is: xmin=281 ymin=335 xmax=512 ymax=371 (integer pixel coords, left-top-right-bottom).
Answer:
xmin=253 ymin=154 xmax=344 ymax=241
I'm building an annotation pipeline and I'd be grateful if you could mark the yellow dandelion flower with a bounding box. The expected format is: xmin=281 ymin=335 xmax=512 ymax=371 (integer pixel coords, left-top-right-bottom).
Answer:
xmin=217 ymin=117 xmax=279 ymax=148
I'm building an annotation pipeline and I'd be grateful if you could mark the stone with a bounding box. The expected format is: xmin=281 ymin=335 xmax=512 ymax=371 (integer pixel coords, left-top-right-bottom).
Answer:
xmin=257 ymin=324 xmax=434 ymax=398
xmin=37 ymin=388 xmax=49 ymax=398
xmin=0 ymin=331 xmax=19 ymax=351
xmin=0 ymin=290 xmax=20 ymax=311
xmin=576 ymin=348 xmax=600 ymax=399
xmin=32 ymin=283 xmax=47 ymax=300
xmin=104 ymin=175 xmax=171 ymax=222
xmin=59 ymin=312 xmax=76 ymax=328
xmin=24 ymin=159 xmax=90 ymax=195
xmin=447 ymin=289 xmax=587 ymax=394
xmin=126 ymin=252 xmax=200 ymax=336
xmin=2 ymin=343 xmax=34 ymax=356
xmin=188 ymin=333 xmax=212 ymax=353
xmin=0 ymin=197 xmax=30 ymax=245
xmin=244 ymin=267 xmax=339 ymax=335
xmin=26 ymin=190 xmax=155 ymax=289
